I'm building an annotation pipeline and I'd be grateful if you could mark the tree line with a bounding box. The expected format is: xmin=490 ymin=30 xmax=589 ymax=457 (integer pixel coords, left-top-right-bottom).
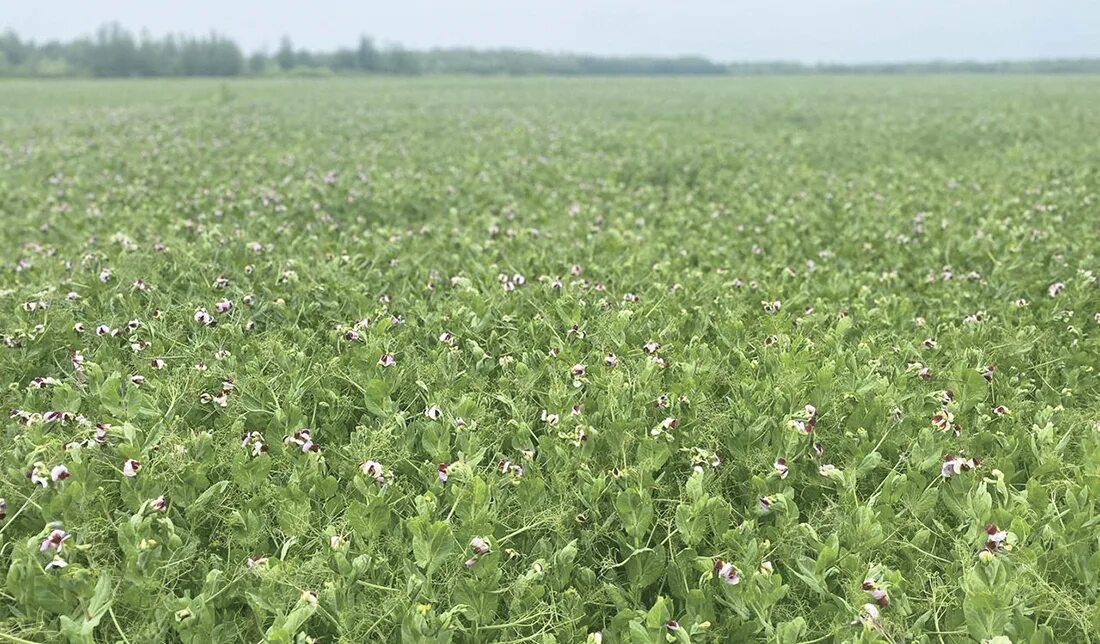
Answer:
xmin=2 ymin=24 xmax=1098 ymax=78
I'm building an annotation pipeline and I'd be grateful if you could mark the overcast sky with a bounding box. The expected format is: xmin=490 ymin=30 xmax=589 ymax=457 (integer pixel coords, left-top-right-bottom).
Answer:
xmin=6 ymin=0 xmax=1099 ymax=63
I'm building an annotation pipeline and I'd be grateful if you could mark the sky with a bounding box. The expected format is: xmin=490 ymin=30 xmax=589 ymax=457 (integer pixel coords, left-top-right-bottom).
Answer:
xmin=5 ymin=0 xmax=1100 ymax=64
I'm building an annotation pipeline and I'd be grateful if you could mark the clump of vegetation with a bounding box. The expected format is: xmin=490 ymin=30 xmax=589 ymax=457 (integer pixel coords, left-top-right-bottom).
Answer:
xmin=1 ymin=76 xmax=1099 ymax=642
xmin=2 ymin=25 xmax=1098 ymax=78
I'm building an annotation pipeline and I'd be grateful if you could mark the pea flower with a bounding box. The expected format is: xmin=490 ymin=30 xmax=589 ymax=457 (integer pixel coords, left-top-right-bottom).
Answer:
xmin=850 ymin=603 xmax=880 ymax=626
xmin=150 ymin=496 xmax=167 ymax=511
xmin=941 ymin=454 xmax=979 ymax=478
xmin=470 ymin=537 xmax=491 ymax=555
xmin=26 ymin=462 xmax=50 ymax=487
xmin=643 ymin=341 xmax=660 ymax=354
xmin=424 ymin=405 xmax=443 ymax=421
xmin=194 ymin=307 xmax=215 ymax=326
xmin=862 ymin=579 xmax=890 ymax=607
xmin=773 ymin=458 xmax=789 ymax=479
xmin=50 ymin=465 xmax=70 ymax=482
xmin=40 ymin=529 xmax=69 ymax=552
xmin=713 ymin=559 xmax=741 ymax=585
xmin=570 ymin=364 xmax=586 ymax=377
xmin=788 ymin=404 xmax=817 ymax=435
xmin=981 ymin=523 xmax=1009 ymax=555
xmin=378 ymin=353 xmax=396 ymax=367
xmin=437 ymin=463 xmax=449 ymax=485
xmin=43 ymin=411 xmax=71 ymax=424
xmin=199 ymin=390 xmax=228 ymax=407
xmin=215 ymin=299 xmax=233 ymax=313
xmin=498 ymin=459 xmax=524 ymax=481
xmin=360 ymin=460 xmax=389 ymax=486
xmin=284 ymin=429 xmax=318 ymax=453
xmin=123 ymin=459 xmax=141 ymax=477
xmin=29 ymin=376 xmax=59 ymax=389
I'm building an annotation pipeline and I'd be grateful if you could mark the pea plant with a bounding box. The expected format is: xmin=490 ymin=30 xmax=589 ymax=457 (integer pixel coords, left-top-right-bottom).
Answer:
xmin=1 ymin=76 xmax=1099 ymax=642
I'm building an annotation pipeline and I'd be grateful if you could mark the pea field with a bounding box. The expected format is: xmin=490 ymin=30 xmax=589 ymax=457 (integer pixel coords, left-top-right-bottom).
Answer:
xmin=2 ymin=76 xmax=1100 ymax=643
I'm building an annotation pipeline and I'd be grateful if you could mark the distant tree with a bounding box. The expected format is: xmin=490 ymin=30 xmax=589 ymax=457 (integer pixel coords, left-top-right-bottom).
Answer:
xmin=89 ymin=22 xmax=139 ymax=76
xmin=0 ymin=30 xmax=29 ymax=67
xmin=295 ymin=48 xmax=315 ymax=67
xmin=331 ymin=47 xmax=357 ymax=71
xmin=382 ymin=45 xmax=420 ymax=74
xmin=356 ymin=36 xmax=380 ymax=71
xmin=275 ymin=35 xmax=295 ymax=71
xmin=248 ymin=51 xmax=268 ymax=75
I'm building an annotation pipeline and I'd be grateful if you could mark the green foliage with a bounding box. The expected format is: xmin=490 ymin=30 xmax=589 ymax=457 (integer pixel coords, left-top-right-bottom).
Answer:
xmin=1 ymin=75 xmax=1099 ymax=642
